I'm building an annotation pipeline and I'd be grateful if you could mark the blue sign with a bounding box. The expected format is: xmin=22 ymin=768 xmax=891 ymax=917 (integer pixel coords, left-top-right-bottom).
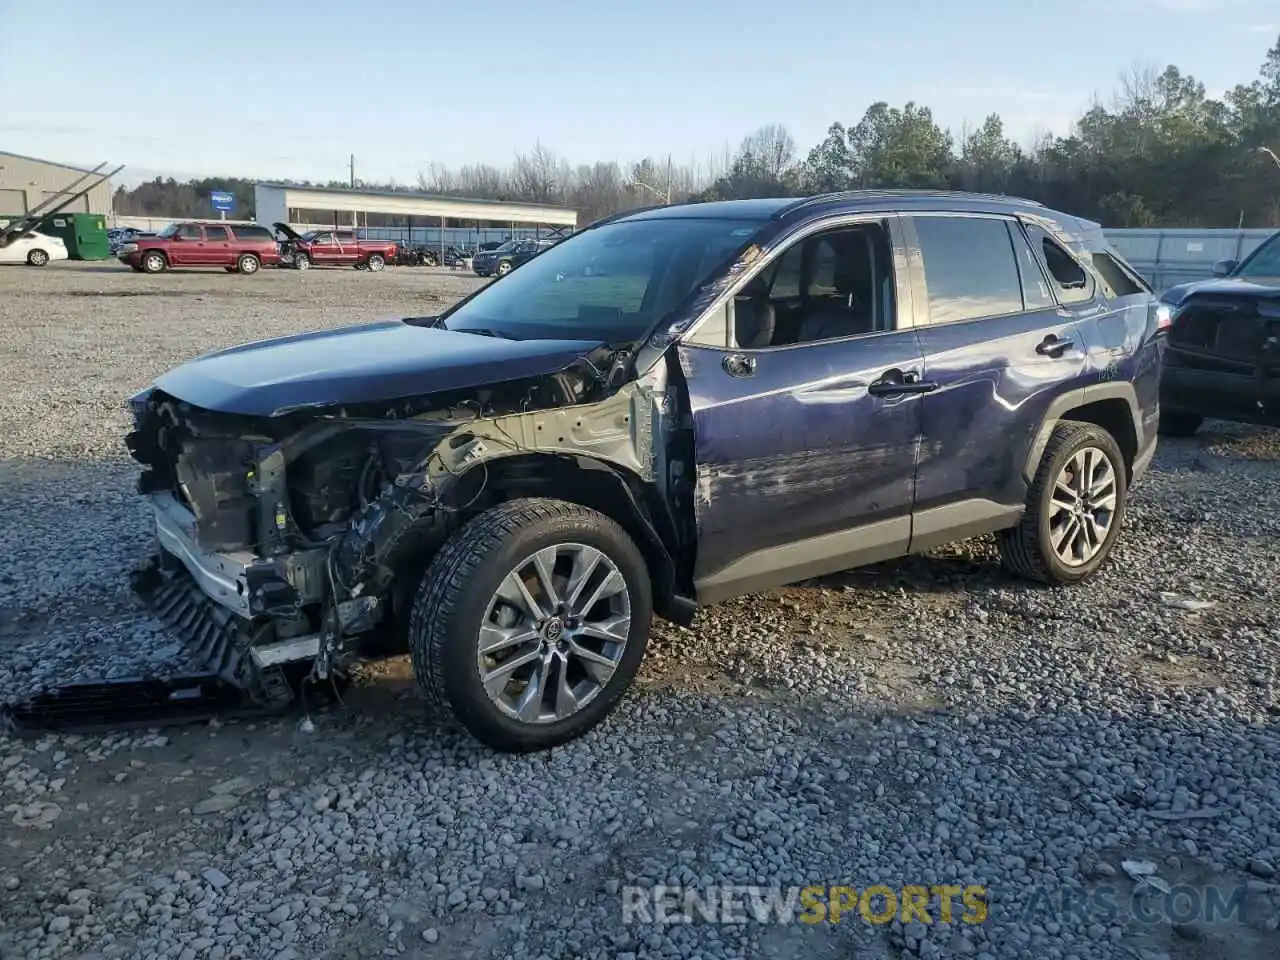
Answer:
xmin=210 ymin=191 xmax=236 ymax=213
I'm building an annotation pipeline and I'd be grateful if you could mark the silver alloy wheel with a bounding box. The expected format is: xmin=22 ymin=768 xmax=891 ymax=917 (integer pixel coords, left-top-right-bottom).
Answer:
xmin=367 ymin=255 xmax=384 ymax=272
xmin=295 ymin=254 xmax=310 ymax=270
xmin=1049 ymin=445 xmax=1117 ymax=566
xmin=144 ymin=252 xmax=165 ymax=273
xmin=28 ymin=249 xmax=48 ymax=266
xmin=239 ymin=255 xmax=259 ymax=274
xmin=477 ymin=542 xmax=631 ymax=724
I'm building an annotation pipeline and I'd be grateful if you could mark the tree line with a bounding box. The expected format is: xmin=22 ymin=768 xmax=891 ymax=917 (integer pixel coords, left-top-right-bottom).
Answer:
xmin=114 ymin=37 xmax=1280 ymax=230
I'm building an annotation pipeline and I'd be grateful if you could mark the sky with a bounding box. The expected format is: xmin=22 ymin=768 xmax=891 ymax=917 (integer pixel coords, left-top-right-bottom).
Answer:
xmin=0 ymin=0 xmax=1276 ymax=187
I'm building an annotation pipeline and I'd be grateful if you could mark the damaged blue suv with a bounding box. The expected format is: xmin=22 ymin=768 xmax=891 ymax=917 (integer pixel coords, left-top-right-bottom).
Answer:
xmin=117 ymin=191 xmax=1164 ymax=752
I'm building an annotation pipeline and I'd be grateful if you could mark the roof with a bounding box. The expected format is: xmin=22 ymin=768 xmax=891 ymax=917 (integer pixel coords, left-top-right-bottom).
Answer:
xmin=0 ymin=151 xmax=99 ymax=175
xmin=612 ymin=190 xmax=1100 ymax=237
xmin=254 ymin=181 xmax=574 ymax=216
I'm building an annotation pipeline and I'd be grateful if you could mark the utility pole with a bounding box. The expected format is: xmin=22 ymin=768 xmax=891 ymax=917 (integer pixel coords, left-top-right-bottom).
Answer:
xmin=350 ymin=154 xmax=356 ymax=188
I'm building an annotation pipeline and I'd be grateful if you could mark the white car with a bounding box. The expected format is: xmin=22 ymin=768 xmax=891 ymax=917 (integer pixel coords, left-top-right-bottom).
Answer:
xmin=0 ymin=230 xmax=69 ymax=267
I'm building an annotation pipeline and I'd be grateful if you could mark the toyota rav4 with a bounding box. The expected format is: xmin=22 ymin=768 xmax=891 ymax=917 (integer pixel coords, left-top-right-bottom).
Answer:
xmin=121 ymin=191 xmax=1164 ymax=752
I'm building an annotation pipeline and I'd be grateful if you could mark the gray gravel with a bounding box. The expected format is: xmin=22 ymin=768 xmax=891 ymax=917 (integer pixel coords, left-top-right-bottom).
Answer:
xmin=2 ymin=262 xmax=1279 ymax=960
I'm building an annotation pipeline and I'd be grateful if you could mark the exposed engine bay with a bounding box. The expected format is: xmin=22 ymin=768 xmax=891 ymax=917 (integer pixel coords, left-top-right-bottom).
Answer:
xmin=104 ymin=339 xmax=693 ymax=723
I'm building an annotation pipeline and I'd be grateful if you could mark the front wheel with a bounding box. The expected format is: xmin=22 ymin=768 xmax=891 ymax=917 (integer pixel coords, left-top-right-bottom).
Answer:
xmin=26 ymin=249 xmax=50 ymax=267
xmin=293 ymin=253 xmax=310 ymax=271
xmin=141 ymin=251 xmax=167 ymax=274
xmin=365 ymin=253 xmax=385 ymax=272
xmin=999 ymin=420 xmax=1128 ymax=585
xmin=409 ymin=498 xmax=653 ymax=752
xmin=496 ymin=260 xmax=512 ymax=277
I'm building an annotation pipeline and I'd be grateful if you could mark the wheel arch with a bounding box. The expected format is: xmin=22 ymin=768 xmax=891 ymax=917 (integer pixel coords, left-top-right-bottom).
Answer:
xmin=1022 ymin=383 xmax=1142 ymax=483
xmin=458 ymin=453 xmax=690 ymax=625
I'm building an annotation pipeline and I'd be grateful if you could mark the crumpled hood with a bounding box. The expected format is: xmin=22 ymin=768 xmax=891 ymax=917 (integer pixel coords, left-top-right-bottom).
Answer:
xmin=153 ymin=319 xmax=605 ymax=416
xmin=1162 ymin=275 xmax=1280 ymax=306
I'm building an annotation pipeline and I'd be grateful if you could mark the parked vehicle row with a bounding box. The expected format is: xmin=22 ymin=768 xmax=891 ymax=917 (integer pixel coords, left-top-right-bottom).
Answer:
xmin=471 ymin=237 xmax=558 ymax=277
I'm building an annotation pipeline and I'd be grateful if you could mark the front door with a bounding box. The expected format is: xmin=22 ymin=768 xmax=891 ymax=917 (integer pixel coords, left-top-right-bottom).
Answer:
xmin=170 ymin=222 xmax=204 ymax=265
xmin=678 ymin=217 xmax=927 ymax=603
xmin=903 ymin=213 xmax=1095 ymax=551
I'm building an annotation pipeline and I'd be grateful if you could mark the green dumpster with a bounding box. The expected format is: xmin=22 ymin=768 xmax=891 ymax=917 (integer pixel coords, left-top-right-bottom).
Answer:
xmin=39 ymin=213 xmax=111 ymax=260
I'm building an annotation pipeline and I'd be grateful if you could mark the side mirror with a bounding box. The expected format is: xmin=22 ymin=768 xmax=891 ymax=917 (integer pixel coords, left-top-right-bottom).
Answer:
xmin=1211 ymin=259 xmax=1236 ymax=278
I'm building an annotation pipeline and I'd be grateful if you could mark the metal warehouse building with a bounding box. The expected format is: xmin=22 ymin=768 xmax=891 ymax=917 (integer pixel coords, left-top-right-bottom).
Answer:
xmin=253 ymin=183 xmax=578 ymax=249
xmin=0 ymin=151 xmax=114 ymax=215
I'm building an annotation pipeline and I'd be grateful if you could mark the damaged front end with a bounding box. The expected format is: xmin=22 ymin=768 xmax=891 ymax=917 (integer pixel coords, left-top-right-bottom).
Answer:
xmin=1163 ymin=290 xmax=1280 ymax=425
xmin=4 ymin=342 xmax=677 ymax=734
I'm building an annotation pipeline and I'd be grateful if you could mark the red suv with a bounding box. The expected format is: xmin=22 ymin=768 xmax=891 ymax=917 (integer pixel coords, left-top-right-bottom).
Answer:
xmin=117 ymin=222 xmax=281 ymax=274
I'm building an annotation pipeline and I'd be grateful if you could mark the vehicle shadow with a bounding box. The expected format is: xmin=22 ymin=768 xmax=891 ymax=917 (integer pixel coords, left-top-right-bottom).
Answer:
xmin=802 ymin=537 xmax=1018 ymax=596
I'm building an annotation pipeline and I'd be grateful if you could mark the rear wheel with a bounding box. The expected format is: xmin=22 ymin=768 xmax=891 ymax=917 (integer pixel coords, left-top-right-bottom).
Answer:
xmin=236 ymin=253 xmax=261 ymax=275
xmin=409 ymin=498 xmax=652 ymax=752
xmin=141 ymin=251 xmax=167 ymax=274
xmin=294 ymin=253 xmax=310 ymax=271
xmin=1159 ymin=411 xmax=1203 ymax=437
xmin=366 ymin=253 xmax=385 ymax=272
xmin=26 ymin=249 xmax=50 ymax=267
xmin=999 ymin=420 xmax=1128 ymax=585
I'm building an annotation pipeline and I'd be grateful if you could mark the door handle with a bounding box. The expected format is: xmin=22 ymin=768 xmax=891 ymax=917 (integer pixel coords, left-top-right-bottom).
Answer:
xmin=1036 ymin=334 xmax=1075 ymax=358
xmin=722 ymin=353 xmax=756 ymax=378
xmin=867 ymin=368 xmax=938 ymax=397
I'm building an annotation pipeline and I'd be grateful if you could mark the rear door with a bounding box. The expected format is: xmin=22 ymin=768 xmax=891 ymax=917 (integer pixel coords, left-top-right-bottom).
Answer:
xmin=200 ymin=224 xmax=232 ymax=265
xmin=678 ymin=215 xmax=928 ymax=603
xmin=904 ymin=213 xmax=1092 ymax=549
xmin=333 ymin=230 xmax=360 ymax=265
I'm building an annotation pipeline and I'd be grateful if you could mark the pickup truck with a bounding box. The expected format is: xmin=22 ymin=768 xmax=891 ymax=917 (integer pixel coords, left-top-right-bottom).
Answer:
xmin=273 ymin=223 xmax=399 ymax=272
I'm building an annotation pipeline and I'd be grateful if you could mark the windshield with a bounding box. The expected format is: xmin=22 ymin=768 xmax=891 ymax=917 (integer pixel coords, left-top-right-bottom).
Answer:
xmin=1235 ymin=233 xmax=1280 ymax=278
xmin=442 ymin=217 xmax=765 ymax=343
xmin=493 ymin=241 xmax=518 ymax=253
xmin=156 ymin=223 xmax=181 ymax=238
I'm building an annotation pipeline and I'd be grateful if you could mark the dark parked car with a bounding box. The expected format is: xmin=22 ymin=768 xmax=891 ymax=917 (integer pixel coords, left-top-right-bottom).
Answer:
xmin=117 ymin=221 xmax=281 ymax=274
xmin=471 ymin=238 xmax=555 ymax=277
xmin=1155 ymin=229 xmax=1280 ymax=435
xmin=122 ymin=191 xmax=1164 ymax=752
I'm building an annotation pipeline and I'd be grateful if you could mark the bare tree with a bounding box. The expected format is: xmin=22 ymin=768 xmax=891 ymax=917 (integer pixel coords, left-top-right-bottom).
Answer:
xmin=510 ymin=142 xmax=562 ymax=203
xmin=417 ymin=162 xmax=456 ymax=194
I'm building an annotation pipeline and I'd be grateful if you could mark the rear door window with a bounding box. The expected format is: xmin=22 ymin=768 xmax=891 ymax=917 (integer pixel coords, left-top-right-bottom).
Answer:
xmin=203 ymin=226 xmax=229 ymax=241
xmin=913 ymin=215 xmax=1025 ymax=325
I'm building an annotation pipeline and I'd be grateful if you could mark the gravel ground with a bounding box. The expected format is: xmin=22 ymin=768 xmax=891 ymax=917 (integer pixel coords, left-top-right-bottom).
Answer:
xmin=1 ymin=261 xmax=1278 ymax=960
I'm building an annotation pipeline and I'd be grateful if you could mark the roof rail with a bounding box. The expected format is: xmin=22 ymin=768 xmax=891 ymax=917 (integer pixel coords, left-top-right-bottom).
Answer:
xmin=775 ymin=189 xmax=1045 ymax=218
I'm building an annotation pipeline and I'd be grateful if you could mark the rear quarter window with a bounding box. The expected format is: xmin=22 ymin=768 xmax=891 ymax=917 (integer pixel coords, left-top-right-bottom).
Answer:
xmin=231 ymin=225 xmax=273 ymax=241
xmin=1091 ymin=252 xmax=1146 ymax=297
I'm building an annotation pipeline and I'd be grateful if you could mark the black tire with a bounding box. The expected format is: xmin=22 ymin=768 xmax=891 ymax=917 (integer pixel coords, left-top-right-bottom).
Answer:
xmin=999 ymin=420 xmax=1128 ymax=585
xmin=1159 ymin=411 xmax=1203 ymax=437
xmin=496 ymin=260 xmax=512 ymax=277
xmin=408 ymin=498 xmax=653 ymax=752
xmin=366 ymin=253 xmax=385 ymax=272
xmin=141 ymin=250 xmax=167 ymax=274
xmin=26 ymin=248 xmax=50 ymax=267
xmin=236 ymin=253 xmax=261 ymax=275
